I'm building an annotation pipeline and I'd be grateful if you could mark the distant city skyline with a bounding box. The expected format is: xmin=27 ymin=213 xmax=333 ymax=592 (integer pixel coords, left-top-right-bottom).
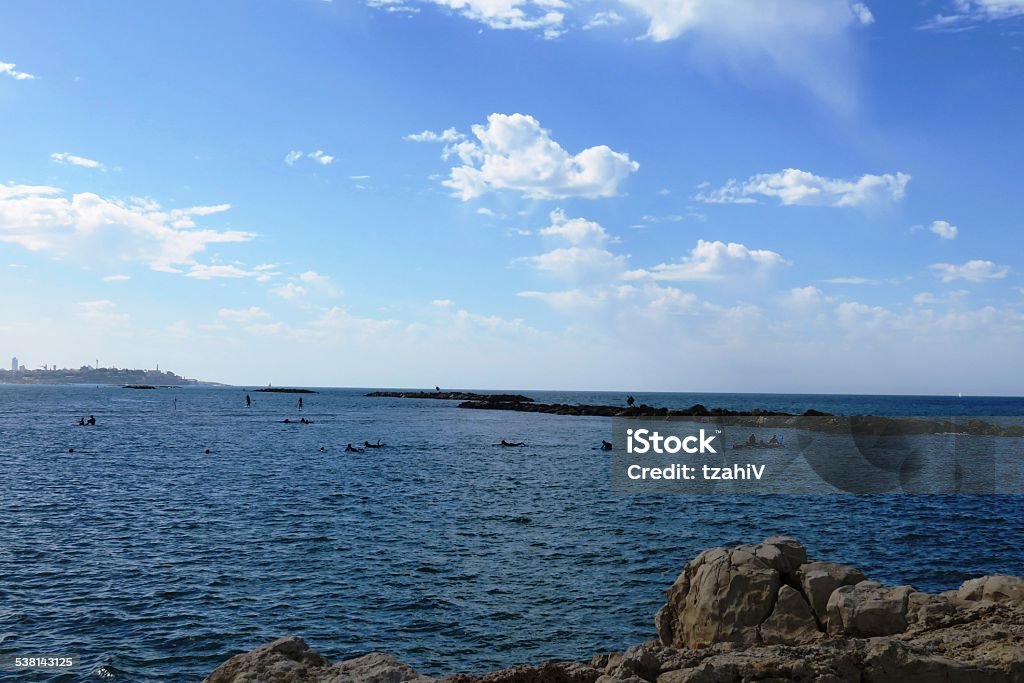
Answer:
xmin=2 ymin=1 xmax=1023 ymax=394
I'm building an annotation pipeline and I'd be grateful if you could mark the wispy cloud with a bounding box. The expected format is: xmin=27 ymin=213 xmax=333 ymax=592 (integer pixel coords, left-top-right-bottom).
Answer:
xmin=930 ymin=259 xmax=1009 ymax=282
xmin=51 ymin=152 xmax=104 ymax=169
xmin=0 ymin=61 xmax=36 ymax=80
xmin=697 ymin=168 xmax=910 ymax=208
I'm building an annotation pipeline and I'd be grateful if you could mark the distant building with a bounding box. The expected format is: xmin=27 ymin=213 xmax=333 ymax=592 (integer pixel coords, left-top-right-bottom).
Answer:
xmin=11 ymin=357 xmax=17 ymax=373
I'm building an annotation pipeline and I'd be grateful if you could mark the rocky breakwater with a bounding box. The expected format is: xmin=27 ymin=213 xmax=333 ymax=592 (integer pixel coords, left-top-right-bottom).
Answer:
xmin=367 ymin=391 xmax=533 ymax=402
xmin=206 ymin=536 xmax=1024 ymax=682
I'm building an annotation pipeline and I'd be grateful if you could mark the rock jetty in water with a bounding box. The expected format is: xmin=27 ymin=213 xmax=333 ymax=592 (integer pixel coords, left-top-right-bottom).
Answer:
xmin=367 ymin=391 xmax=533 ymax=402
xmin=205 ymin=536 xmax=1024 ymax=682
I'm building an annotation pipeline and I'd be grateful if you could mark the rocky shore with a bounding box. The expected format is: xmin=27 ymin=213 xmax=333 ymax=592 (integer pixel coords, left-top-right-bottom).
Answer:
xmin=205 ymin=537 xmax=1024 ymax=682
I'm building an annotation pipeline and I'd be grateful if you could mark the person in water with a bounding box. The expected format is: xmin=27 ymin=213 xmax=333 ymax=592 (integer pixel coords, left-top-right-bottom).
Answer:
xmin=501 ymin=439 xmax=525 ymax=447
xmin=297 ymin=397 xmax=303 ymax=410
xmin=78 ymin=417 xmax=85 ymax=426
xmin=747 ymin=433 xmax=757 ymax=446
xmin=87 ymin=415 xmax=96 ymax=426
xmin=246 ymin=394 xmax=251 ymax=408
xmin=768 ymin=434 xmax=779 ymax=445
xmin=345 ymin=443 xmax=363 ymax=453
xmin=283 ymin=418 xmax=292 ymax=424
xmin=364 ymin=439 xmax=383 ymax=448
xmin=601 ymin=440 xmax=613 ymax=450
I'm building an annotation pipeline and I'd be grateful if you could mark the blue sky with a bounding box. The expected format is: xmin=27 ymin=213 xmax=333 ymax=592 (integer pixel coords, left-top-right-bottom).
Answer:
xmin=2 ymin=0 xmax=1023 ymax=393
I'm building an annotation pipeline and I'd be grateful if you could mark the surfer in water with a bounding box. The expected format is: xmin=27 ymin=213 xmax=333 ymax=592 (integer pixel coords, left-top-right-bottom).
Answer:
xmin=246 ymin=394 xmax=251 ymax=408
xmin=601 ymin=440 xmax=613 ymax=450
xmin=345 ymin=443 xmax=364 ymax=453
xmin=501 ymin=439 xmax=526 ymax=447
xmin=297 ymin=397 xmax=303 ymax=410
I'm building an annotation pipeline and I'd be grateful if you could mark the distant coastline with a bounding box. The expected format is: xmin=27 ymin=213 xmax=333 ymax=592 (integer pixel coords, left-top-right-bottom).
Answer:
xmin=0 ymin=366 xmax=218 ymax=386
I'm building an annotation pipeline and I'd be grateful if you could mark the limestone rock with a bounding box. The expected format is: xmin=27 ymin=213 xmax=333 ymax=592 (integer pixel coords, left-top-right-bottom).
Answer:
xmin=798 ymin=562 xmax=866 ymax=625
xmin=205 ymin=636 xmax=331 ymax=683
xmin=958 ymin=575 xmax=1024 ymax=607
xmin=826 ymin=581 xmax=912 ymax=637
xmin=759 ymin=584 xmax=824 ymax=645
xmin=204 ymin=637 xmax=432 ymax=683
xmin=656 ymin=545 xmax=781 ymax=648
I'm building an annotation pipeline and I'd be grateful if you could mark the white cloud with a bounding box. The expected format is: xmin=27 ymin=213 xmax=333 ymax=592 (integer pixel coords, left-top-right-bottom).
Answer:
xmin=51 ymin=152 xmax=104 ymax=169
xmin=920 ymin=0 xmax=1024 ymax=29
xmin=405 ymin=127 xmax=464 ymax=143
xmin=614 ymin=0 xmax=874 ymax=110
xmin=0 ymin=183 xmax=253 ymax=272
xmin=102 ymin=274 xmax=131 ymax=282
xmin=522 ymin=210 xmax=627 ymax=281
xmin=850 ymin=2 xmax=874 ymax=24
xmin=538 ymin=209 xmax=613 ymax=246
xmin=436 ymin=113 xmax=639 ymax=200
xmin=526 ymin=246 xmax=629 ymax=281
xmin=77 ymin=300 xmax=129 ymax=326
xmin=913 ymin=290 xmax=969 ymax=306
xmin=218 ymin=306 xmax=271 ymax=323
xmin=285 ymin=150 xmax=335 ymax=166
xmin=186 ymin=264 xmax=278 ymax=282
xmin=822 ymin=276 xmax=882 ymax=285
xmin=368 ymin=0 xmax=565 ymax=37
xmin=930 ymin=259 xmax=1009 ymax=283
xmin=272 ymin=270 xmax=339 ymax=300
xmin=584 ymin=10 xmax=626 ymax=29
xmin=0 ymin=61 xmax=36 ymax=80
xmin=929 ymin=219 xmax=958 ymax=240
xmin=786 ymin=285 xmax=824 ymax=306
xmin=624 ymin=239 xmax=789 ymax=281
xmin=308 ymin=150 xmax=335 ymax=165
xmin=432 ymin=298 xmax=457 ymax=308
xmin=272 ymin=282 xmax=307 ymax=300
xmin=697 ymin=168 xmax=910 ymax=207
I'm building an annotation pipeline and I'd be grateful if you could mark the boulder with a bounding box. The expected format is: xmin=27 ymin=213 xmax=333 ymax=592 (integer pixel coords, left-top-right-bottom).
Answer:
xmin=204 ymin=637 xmax=432 ymax=683
xmin=825 ymin=581 xmax=912 ymax=637
xmin=736 ymin=536 xmax=807 ymax=577
xmin=204 ymin=636 xmax=330 ymax=683
xmin=798 ymin=562 xmax=866 ymax=625
xmin=759 ymin=585 xmax=824 ymax=645
xmin=957 ymin=575 xmax=1024 ymax=607
xmin=655 ymin=545 xmax=781 ymax=648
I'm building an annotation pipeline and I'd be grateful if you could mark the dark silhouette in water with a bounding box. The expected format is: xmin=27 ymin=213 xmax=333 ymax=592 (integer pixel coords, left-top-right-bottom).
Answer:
xmin=501 ymin=439 xmax=526 ymax=447
xmin=363 ymin=439 xmax=384 ymax=448
xmin=345 ymin=443 xmax=364 ymax=453
xmin=283 ymin=418 xmax=292 ymax=424
xmin=601 ymin=440 xmax=613 ymax=450
xmin=246 ymin=394 xmax=251 ymax=408
xmin=68 ymin=448 xmax=74 ymax=453
xmin=297 ymin=397 xmax=303 ymax=410
xmin=626 ymin=396 xmax=636 ymax=407
xmin=78 ymin=417 xmax=85 ymax=426
xmin=319 ymin=446 xmax=326 ymax=453
xmin=204 ymin=448 xmax=211 ymax=454
xmin=87 ymin=415 xmax=96 ymax=426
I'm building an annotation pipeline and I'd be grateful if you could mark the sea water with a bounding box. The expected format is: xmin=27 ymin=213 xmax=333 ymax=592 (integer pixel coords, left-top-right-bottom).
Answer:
xmin=1 ymin=385 xmax=1023 ymax=681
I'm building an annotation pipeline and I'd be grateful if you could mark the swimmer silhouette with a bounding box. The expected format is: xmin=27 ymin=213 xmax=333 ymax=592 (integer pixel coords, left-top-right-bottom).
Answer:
xmin=246 ymin=394 xmax=251 ymax=408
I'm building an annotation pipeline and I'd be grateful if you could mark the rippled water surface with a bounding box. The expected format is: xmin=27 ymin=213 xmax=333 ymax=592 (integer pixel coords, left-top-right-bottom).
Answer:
xmin=2 ymin=386 xmax=1023 ymax=681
